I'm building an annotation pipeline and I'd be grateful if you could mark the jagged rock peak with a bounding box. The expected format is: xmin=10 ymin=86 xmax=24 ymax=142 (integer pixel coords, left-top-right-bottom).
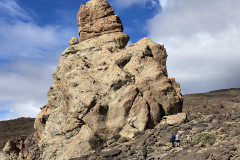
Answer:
xmin=77 ymin=0 xmax=124 ymax=41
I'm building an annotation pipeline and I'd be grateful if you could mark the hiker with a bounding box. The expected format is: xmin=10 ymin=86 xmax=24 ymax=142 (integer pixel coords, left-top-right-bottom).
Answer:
xmin=175 ymin=133 xmax=180 ymax=147
xmin=170 ymin=133 xmax=175 ymax=147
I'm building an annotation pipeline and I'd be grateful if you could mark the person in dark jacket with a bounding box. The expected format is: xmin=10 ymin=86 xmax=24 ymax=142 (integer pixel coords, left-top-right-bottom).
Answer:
xmin=170 ymin=133 xmax=175 ymax=147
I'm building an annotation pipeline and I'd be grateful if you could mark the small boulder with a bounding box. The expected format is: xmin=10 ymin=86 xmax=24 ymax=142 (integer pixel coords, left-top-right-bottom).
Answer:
xmin=68 ymin=37 xmax=79 ymax=46
xmin=161 ymin=113 xmax=187 ymax=126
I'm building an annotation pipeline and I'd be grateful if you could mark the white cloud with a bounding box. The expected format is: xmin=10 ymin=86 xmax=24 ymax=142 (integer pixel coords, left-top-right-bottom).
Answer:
xmin=148 ymin=0 xmax=240 ymax=93
xmin=0 ymin=62 xmax=55 ymax=102
xmin=0 ymin=101 xmax=41 ymax=120
xmin=0 ymin=0 xmax=32 ymax=21
xmin=159 ymin=0 xmax=168 ymax=8
xmin=112 ymin=0 xmax=147 ymax=8
xmin=0 ymin=0 xmax=78 ymax=120
xmin=0 ymin=22 xmax=75 ymax=58
xmin=0 ymin=61 xmax=57 ymax=120
xmin=111 ymin=0 xmax=159 ymax=8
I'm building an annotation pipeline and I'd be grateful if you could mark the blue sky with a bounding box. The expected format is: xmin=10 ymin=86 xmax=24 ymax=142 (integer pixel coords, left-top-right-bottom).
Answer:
xmin=0 ymin=0 xmax=240 ymax=120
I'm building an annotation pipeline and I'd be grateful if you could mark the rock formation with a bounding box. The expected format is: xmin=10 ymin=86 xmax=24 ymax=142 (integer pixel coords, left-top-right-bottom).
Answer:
xmin=1 ymin=0 xmax=183 ymax=159
xmin=160 ymin=113 xmax=187 ymax=126
xmin=34 ymin=0 xmax=182 ymax=159
xmin=77 ymin=0 xmax=123 ymax=41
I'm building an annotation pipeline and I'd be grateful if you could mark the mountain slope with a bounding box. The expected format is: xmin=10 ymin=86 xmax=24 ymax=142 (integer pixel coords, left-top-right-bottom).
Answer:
xmin=0 ymin=118 xmax=35 ymax=150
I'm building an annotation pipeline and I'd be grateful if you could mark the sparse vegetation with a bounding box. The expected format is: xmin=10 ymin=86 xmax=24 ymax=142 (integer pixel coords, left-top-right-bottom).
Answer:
xmin=88 ymin=135 xmax=102 ymax=150
xmin=117 ymin=137 xmax=128 ymax=143
xmin=142 ymin=146 xmax=148 ymax=160
xmin=111 ymin=134 xmax=121 ymax=141
xmin=134 ymin=131 xmax=144 ymax=138
xmin=192 ymin=132 xmax=216 ymax=147
xmin=98 ymin=134 xmax=108 ymax=142
xmin=213 ymin=110 xmax=220 ymax=115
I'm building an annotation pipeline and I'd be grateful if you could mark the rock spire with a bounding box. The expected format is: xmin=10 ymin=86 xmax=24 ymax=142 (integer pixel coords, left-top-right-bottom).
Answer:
xmin=77 ymin=0 xmax=124 ymax=41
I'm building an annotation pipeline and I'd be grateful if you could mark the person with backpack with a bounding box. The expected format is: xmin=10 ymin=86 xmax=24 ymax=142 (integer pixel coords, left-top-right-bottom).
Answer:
xmin=170 ymin=133 xmax=175 ymax=147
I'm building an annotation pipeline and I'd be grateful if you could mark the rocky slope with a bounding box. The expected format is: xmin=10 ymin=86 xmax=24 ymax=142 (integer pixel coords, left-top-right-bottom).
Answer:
xmin=1 ymin=88 xmax=239 ymax=159
xmin=71 ymin=88 xmax=240 ymax=160
xmin=0 ymin=118 xmax=34 ymax=151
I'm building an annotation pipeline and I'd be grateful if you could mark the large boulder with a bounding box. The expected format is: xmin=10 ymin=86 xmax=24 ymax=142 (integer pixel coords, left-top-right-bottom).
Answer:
xmin=160 ymin=113 xmax=187 ymax=126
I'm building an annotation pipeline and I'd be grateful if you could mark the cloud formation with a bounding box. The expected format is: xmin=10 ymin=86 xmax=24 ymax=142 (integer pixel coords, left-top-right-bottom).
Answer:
xmin=148 ymin=0 xmax=240 ymax=93
xmin=0 ymin=0 xmax=32 ymax=22
xmin=0 ymin=0 xmax=77 ymax=120
xmin=112 ymin=0 xmax=159 ymax=8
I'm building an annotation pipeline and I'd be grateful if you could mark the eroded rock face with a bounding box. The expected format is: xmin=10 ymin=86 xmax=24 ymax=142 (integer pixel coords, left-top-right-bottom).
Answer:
xmin=32 ymin=0 xmax=182 ymax=159
xmin=77 ymin=0 xmax=123 ymax=41
xmin=1 ymin=135 xmax=39 ymax=160
xmin=34 ymin=38 xmax=182 ymax=159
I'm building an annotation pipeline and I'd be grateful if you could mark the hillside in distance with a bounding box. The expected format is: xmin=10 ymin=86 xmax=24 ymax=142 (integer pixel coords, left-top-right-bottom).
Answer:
xmin=0 ymin=118 xmax=35 ymax=150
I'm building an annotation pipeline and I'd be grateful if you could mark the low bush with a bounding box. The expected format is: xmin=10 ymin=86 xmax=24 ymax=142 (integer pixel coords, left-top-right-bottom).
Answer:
xmin=117 ymin=137 xmax=128 ymax=143
xmin=192 ymin=132 xmax=216 ymax=147
xmin=88 ymin=135 xmax=102 ymax=150
xmin=142 ymin=146 xmax=148 ymax=160
xmin=134 ymin=131 xmax=144 ymax=138
xmin=111 ymin=134 xmax=121 ymax=141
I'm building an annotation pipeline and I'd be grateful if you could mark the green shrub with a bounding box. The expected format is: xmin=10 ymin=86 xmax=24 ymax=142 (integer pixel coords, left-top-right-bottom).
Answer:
xmin=111 ymin=134 xmax=121 ymax=141
xmin=192 ymin=132 xmax=216 ymax=147
xmin=213 ymin=110 xmax=220 ymax=115
xmin=117 ymin=137 xmax=128 ymax=143
xmin=98 ymin=134 xmax=108 ymax=142
xmin=88 ymin=135 xmax=102 ymax=150
xmin=98 ymin=134 xmax=120 ymax=142
xmin=134 ymin=131 xmax=144 ymax=138
xmin=142 ymin=146 xmax=148 ymax=160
